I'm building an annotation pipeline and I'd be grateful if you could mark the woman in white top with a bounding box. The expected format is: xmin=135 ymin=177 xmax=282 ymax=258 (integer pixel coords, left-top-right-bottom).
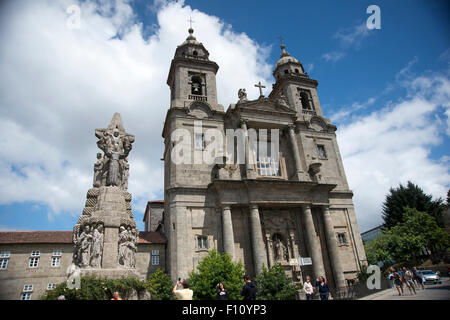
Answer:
xmin=303 ymin=276 xmax=314 ymax=300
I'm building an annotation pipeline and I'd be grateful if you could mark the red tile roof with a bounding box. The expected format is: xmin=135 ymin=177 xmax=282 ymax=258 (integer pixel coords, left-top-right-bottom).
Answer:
xmin=0 ymin=231 xmax=165 ymax=244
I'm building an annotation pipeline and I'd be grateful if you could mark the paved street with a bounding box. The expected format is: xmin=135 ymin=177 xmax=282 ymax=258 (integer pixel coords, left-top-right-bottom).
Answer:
xmin=361 ymin=277 xmax=450 ymax=300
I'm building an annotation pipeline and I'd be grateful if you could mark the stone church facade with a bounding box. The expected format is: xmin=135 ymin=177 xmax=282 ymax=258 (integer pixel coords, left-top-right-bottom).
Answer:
xmin=160 ymin=28 xmax=367 ymax=288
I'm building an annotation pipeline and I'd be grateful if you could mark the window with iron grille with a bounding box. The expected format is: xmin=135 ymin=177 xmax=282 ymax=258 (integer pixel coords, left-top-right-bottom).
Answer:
xmin=29 ymin=257 xmax=39 ymax=268
xmin=20 ymin=292 xmax=32 ymax=300
xmin=51 ymin=256 xmax=60 ymax=267
xmin=0 ymin=258 xmax=8 ymax=270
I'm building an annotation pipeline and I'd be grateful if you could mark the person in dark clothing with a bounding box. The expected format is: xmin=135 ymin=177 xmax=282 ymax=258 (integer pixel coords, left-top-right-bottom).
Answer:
xmin=216 ymin=283 xmax=228 ymax=300
xmin=315 ymin=276 xmax=330 ymax=300
xmin=240 ymin=274 xmax=257 ymax=300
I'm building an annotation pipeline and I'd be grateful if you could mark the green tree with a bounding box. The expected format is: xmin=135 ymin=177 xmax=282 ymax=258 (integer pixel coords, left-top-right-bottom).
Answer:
xmin=188 ymin=249 xmax=244 ymax=300
xmin=254 ymin=264 xmax=298 ymax=300
xmin=365 ymin=208 xmax=450 ymax=266
xmin=382 ymin=181 xmax=445 ymax=229
xmin=146 ymin=268 xmax=174 ymax=300
xmin=365 ymin=235 xmax=391 ymax=267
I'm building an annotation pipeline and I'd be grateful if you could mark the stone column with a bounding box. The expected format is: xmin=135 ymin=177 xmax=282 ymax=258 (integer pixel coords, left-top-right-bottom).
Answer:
xmin=241 ymin=120 xmax=256 ymax=179
xmin=288 ymin=126 xmax=307 ymax=181
xmin=302 ymin=205 xmax=325 ymax=280
xmin=322 ymin=206 xmax=346 ymax=288
xmin=102 ymin=226 xmax=118 ymax=268
xmin=249 ymin=204 xmax=267 ymax=274
xmin=221 ymin=205 xmax=235 ymax=259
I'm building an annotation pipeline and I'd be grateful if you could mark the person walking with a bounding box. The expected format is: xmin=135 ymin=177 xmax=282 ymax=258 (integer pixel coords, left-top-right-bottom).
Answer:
xmin=391 ymin=267 xmax=403 ymax=296
xmin=315 ymin=276 xmax=330 ymax=300
xmin=216 ymin=283 xmax=228 ymax=300
xmin=303 ymin=276 xmax=314 ymax=300
xmin=240 ymin=275 xmax=257 ymax=300
xmin=402 ymin=267 xmax=416 ymax=295
xmin=412 ymin=267 xmax=424 ymax=290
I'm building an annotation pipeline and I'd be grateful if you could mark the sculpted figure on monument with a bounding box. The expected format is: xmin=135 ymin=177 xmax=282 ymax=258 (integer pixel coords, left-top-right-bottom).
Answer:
xmin=120 ymin=159 xmax=129 ymax=190
xmin=93 ymin=153 xmax=104 ymax=187
xmin=90 ymin=224 xmax=104 ymax=268
xmin=238 ymin=88 xmax=248 ymax=103
xmin=274 ymin=237 xmax=288 ymax=261
xmin=77 ymin=225 xmax=92 ymax=267
xmin=94 ymin=114 xmax=135 ymax=190
xmin=118 ymin=226 xmax=137 ymax=268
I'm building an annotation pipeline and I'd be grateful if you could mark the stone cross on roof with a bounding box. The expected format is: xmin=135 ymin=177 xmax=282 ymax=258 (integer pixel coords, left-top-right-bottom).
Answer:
xmin=188 ymin=16 xmax=194 ymax=29
xmin=254 ymin=81 xmax=266 ymax=98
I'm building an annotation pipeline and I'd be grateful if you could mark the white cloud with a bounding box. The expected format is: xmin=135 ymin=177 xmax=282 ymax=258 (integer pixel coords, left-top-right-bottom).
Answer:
xmin=337 ymin=74 xmax=450 ymax=231
xmin=333 ymin=22 xmax=371 ymax=49
xmin=330 ymin=97 xmax=376 ymax=123
xmin=321 ymin=22 xmax=374 ymax=64
xmin=0 ymin=0 xmax=273 ymax=221
xmin=321 ymin=51 xmax=345 ymax=63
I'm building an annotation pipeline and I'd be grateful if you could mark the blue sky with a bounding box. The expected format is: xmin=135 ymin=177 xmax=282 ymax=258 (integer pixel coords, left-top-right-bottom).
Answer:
xmin=0 ymin=0 xmax=448 ymax=233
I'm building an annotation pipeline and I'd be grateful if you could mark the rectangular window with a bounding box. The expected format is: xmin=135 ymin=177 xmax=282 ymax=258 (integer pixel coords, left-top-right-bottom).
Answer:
xmin=251 ymin=140 xmax=280 ymax=177
xmin=20 ymin=292 xmax=32 ymax=300
xmin=194 ymin=133 xmax=206 ymax=150
xmin=0 ymin=259 xmax=9 ymax=270
xmin=0 ymin=251 xmax=10 ymax=258
xmin=197 ymin=236 xmax=208 ymax=249
xmin=47 ymin=283 xmax=56 ymax=290
xmin=151 ymin=255 xmax=159 ymax=266
xmin=30 ymin=250 xmax=40 ymax=257
xmin=51 ymin=256 xmax=60 ymax=267
xmin=337 ymin=233 xmax=347 ymax=244
xmin=317 ymin=145 xmax=327 ymax=159
xmin=52 ymin=250 xmax=62 ymax=257
xmin=151 ymin=250 xmax=160 ymax=265
xmin=29 ymin=257 xmax=39 ymax=268
xmin=23 ymin=285 xmax=33 ymax=292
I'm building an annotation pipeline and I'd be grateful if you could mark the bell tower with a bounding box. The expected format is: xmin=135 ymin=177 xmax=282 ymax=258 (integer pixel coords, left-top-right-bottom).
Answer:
xmin=269 ymin=44 xmax=324 ymax=118
xmin=166 ymin=27 xmax=221 ymax=112
xmin=162 ymin=27 xmax=225 ymax=280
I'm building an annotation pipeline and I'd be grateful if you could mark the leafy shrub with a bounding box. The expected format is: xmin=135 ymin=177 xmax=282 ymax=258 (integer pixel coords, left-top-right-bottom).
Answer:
xmin=41 ymin=276 xmax=147 ymax=300
xmin=188 ymin=249 xmax=245 ymax=300
xmin=145 ymin=268 xmax=174 ymax=300
xmin=255 ymin=264 xmax=298 ymax=300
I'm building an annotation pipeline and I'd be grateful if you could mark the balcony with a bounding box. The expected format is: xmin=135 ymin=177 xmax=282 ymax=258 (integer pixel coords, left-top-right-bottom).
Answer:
xmin=301 ymin=109 xmax=316 ymax=116
xmin=188 ymin=95 xmax=208 ymax=102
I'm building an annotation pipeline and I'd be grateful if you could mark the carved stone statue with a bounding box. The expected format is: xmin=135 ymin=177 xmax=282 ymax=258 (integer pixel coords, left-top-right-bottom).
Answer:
xmin=238 ymin=88 xmax=248 ymax=103
xmin=275 ymin=91 xmax=289 ymax=108
xmin=93 ymin=153 xmax=104 ymax=187
xmin=274 ymin=238 xmax=287 ymax=261
xmin=94 ymin=113 xmax=135 ymax=190
xmin=90 ymin=224 xmax=104 ymax=268
xmin=118 ymin=225 xmax=137 ymax=268
xmin=77 ymin=225 xmax=92 ymax=267
xmin=120 ymin=159 xmax=130 ymax=190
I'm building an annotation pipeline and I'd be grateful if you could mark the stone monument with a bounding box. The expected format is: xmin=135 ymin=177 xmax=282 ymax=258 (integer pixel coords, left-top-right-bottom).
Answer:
xmin=70 ymin=113 xmax=140 ymax=278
